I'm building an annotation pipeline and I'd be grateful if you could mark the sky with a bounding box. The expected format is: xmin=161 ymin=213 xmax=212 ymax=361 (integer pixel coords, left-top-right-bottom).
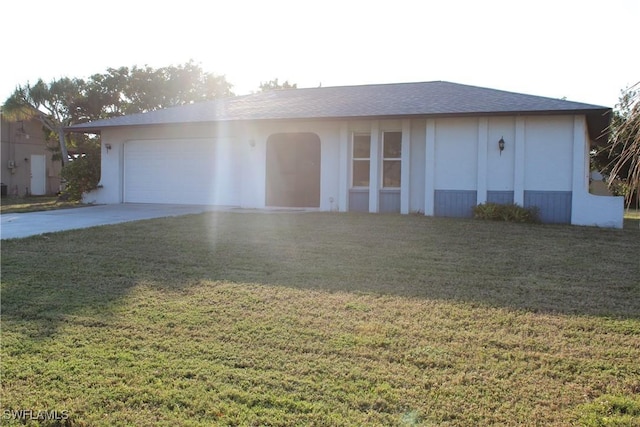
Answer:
xmin=1 ymin=0 xmax=638 ymax=109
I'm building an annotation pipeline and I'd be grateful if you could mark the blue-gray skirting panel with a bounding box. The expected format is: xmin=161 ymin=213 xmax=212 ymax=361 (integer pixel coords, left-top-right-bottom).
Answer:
xmin=487 ymin=191 xmax=514 ymax=205
xmin=379 ymin=190 xmax=400 ymax=213
xmin=349 ymin=190 xmax=369 ymax=212
xmin=434 ymin=190 xmax=477 ymax=218
xmin=524 ymin=191 xmax=572 ymax=224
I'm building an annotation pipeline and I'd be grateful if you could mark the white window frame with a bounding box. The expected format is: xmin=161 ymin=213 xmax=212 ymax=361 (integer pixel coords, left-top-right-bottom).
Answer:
xmin=381 ymin=130 xmax=402 ymax=189
xmin=351 ymin=132 xmax=371 ymax=188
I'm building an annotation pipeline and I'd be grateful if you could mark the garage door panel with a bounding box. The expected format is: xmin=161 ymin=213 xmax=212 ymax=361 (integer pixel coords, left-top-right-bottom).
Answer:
xmin=124 ymin=139 xmax=238 ymax=205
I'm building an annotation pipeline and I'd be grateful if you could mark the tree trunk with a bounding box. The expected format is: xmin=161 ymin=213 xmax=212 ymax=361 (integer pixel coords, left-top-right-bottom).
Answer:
xmin=57 ymin=127 xmax=69 ymax=165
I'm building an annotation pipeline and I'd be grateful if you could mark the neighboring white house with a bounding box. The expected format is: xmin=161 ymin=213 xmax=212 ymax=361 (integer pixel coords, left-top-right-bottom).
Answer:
xmin=68 ymin=81 xmax=623 ymax=228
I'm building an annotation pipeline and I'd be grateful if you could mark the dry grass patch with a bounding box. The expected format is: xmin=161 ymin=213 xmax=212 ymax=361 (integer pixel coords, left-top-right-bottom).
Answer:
xmin=0 ymin=196 xmax=81 ymax=214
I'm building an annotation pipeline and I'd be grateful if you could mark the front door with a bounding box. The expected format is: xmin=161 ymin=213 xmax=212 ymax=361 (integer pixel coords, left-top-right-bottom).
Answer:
xmin=266 ymin=133 xmax=321 ymax=208
xmin=30 ymin=154 xmax=46 ymax=195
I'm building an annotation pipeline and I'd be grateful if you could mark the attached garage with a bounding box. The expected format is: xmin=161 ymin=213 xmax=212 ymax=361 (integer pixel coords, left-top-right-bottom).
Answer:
xmin=124 ymin=138 xmax=240 ymax=205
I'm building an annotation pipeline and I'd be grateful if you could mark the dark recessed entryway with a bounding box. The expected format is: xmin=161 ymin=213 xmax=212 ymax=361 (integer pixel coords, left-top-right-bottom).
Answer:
xmin=266 ymin=133 xmax=321 ymax=208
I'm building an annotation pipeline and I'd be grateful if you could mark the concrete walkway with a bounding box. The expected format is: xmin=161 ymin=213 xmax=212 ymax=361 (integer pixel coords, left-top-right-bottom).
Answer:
xmin=1 ymin=204 xmax=223 ymax=239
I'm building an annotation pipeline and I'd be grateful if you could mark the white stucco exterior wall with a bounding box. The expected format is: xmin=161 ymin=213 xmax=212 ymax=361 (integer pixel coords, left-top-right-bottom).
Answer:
xmin=83 ymin=113 xmax=623 ymax=228
xmin=86 ymin=128 xmax=123 ymax=204
xmin=338 ymin=122 xmax=349 ymax=212
xmin=524 ymin=116 xmax=574 ymax=191
xmin=368 ymin=121 xmax=380 ymax=213
xmin=476 ymin=118 xmax=489 ymax=204
xmin=487 ymin=117 xmax=516 ymax=192
xmin=238 ymin=125 xmax=263 ymax=209
xmin=423 ymin=119 xmax=436 ymax=216
xmin=401 ymin=119 xmax=411 ymax=214
xmin=514 ymin=118 xmax=526 ymax=205
xmin=433 ymin=117 xmax=479 ymax=190
xmin=409 ymin=120 xmax=426 ymax=213
xmin=570 ymin=116 xmax=624 ymax=228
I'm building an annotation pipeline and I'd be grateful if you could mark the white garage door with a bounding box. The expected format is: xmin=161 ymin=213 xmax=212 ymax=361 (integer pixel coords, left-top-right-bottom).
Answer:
xmin=124 ymin=139 xmax=239 ymax=205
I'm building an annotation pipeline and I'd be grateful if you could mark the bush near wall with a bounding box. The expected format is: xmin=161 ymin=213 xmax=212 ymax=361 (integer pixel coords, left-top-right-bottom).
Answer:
xmin=473 ymin=203 xmax=540 ymax=223
xmin=59 ymin=153 xmax=101 ymax=201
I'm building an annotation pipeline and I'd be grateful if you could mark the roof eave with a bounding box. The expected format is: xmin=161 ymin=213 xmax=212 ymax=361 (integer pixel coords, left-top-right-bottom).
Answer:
xmin=65 ymin=108 xmax=612 ymax=142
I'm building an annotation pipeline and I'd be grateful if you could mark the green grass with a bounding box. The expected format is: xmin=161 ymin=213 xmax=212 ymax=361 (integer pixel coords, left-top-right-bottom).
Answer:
xmin=0 ymin=196 xmax=82 ymax=214
xmin=1 ymin=213 xmax=639 ymax=426
xmin=577 ymin=394 xmax=640 ymax=427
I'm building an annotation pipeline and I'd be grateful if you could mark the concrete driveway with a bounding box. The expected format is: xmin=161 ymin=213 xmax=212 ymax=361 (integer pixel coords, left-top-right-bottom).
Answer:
xmin=1 ymin=204 xmax=222 ymax=240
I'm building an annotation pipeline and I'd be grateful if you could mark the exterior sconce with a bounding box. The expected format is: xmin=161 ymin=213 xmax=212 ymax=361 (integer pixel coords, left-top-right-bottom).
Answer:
xmin=248 ymin=139 xmax=256 ymax=148
xmin=498 ymin=137 xmax=505 ymax=155
xmin=105 ymin=143 xmax=112 ymax=152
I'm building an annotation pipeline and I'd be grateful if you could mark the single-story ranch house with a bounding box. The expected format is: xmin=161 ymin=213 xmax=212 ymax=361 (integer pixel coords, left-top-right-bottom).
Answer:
xmin=68 ymin=81 xmax=623 ymax=228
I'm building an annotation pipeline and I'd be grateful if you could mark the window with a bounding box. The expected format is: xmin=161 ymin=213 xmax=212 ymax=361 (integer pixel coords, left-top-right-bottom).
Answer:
xmin=383 ymin=131 xmax=401 ymax=188
xmin=352 ymin=133 xmax=370 ymax=187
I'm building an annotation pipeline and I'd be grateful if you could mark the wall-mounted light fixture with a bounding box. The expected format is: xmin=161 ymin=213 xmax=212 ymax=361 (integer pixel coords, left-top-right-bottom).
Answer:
xmin=105 ymin=143 xmax=112 ymax=152
xmin=498 ymin=137 xmax=505 ymax=156
xmin=248 ymin=139 xmax=256 ymax=148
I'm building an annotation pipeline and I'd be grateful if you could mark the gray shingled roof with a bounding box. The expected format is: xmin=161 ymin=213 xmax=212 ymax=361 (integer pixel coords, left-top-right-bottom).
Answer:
xmin=68 ymin=81 xmax=610 ymax=140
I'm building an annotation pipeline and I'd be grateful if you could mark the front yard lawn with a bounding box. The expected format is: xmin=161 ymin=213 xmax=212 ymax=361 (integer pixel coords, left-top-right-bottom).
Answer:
xmin=1 ymin=212 xmax=639 ymax=426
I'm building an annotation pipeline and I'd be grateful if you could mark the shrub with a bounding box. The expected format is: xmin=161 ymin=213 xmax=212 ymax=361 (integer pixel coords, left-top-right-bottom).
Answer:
xmin=473 ymin=203 xmax=540 ymax=223
xmin=60 ymin=151 xmax=101 ymax=201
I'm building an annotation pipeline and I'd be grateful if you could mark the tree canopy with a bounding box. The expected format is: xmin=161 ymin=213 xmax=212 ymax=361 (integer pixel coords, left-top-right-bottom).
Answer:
xmin=2 ymin=61 xmax=233 ymax=199
xmin=2 ymin=61 xmax=234 ymax=164
xmin=594 ymin=84 xmax=640 ymax=207
xmin=611 ymin=85 xmax=639 ymax=207
xmin=259 ymin=78 xmax=297 ymax=91
xmin=2 ymin=77 xmax=84 ymax=162
xmin=78 ymin=62 xmax=234 ymax=119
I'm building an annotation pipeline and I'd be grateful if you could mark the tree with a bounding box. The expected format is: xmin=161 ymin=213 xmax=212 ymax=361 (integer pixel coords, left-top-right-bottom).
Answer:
xmin=259 ymin=78 xmax=297 ymax=91
xmin=87 ymin=62 xmax=233 ymax=116
xmin=2 ymin=77 xmax=84 ymax=165
xmin=2 ymin=61 xmax=234 ymax=199
xmin=75 ymin=61 xmax=234 ymax=120
xmin=596 ymin=84 xmax=640 ymax=207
